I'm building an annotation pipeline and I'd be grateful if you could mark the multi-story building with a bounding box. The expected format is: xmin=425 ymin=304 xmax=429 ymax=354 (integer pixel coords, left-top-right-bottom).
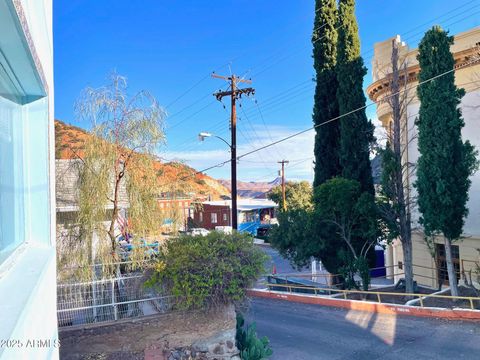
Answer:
xmin=0 ymin=1 xmax=57 ymax=358
xmin=367 ymin=28 xmax=480 ymax=288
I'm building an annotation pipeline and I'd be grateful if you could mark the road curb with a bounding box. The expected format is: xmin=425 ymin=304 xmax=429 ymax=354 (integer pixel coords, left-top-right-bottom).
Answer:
xmin=247 ymin=289 xmax=480 ymax=321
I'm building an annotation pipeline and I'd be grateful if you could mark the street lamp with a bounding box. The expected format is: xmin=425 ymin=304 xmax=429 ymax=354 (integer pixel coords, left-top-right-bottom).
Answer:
xmin=198 ymin=132 xmax=212 ymax=141
xmin=199 ymin=132 xmax=232 ymax=149
xmin=198 ymin=131 xmax=238 ymax=230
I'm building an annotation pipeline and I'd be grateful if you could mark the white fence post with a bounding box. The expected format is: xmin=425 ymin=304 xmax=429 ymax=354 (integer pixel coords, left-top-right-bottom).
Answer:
xmin=112 ymin=278 xmax=118 ymax=320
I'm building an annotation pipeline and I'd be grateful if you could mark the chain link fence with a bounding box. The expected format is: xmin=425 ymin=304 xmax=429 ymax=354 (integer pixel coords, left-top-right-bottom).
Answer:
xmin=57 ymin=273 xmax=173 ymax=327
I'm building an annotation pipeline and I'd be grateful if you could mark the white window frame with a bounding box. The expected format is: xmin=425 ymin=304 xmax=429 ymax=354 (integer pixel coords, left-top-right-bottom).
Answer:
xmin=211 ymin=212 xmax=218 ymax=224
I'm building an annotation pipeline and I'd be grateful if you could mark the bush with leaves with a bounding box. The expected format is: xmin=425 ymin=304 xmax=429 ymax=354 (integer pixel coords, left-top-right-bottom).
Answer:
xmin=268 ymin=208 xmax=315 ymax=269
xmin=313 ymin=178 xmax=380 ymax=290
xmin=146 ymin=232 xmax=267 ymax=310
xmin=236 ymin=313 xmax=272 ymax=360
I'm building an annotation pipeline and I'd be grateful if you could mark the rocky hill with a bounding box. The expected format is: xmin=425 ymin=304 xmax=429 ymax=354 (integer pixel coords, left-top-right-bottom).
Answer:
xmin=54 ymin=120 xmax=229 ymax=200
xmin=219 ymin=177 xmax=282 ymax=199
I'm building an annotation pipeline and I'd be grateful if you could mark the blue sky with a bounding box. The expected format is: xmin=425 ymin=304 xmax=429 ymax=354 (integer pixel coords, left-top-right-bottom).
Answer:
xmin=54 ymin=0 xmax=480 ymax=182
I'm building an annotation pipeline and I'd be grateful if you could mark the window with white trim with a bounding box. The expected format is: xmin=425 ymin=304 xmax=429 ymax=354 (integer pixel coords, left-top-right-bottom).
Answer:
xmin=211 ymin=212 xmax=218 ymax=224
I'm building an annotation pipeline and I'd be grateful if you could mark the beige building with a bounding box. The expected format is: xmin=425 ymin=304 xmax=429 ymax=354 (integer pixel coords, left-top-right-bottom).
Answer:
xmin=367 ymin=27 xmax=480 ymax=288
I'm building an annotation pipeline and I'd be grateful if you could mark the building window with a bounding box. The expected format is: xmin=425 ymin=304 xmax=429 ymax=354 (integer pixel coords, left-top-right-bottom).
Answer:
xmin=223 ymin=213 xmax=227 ymax=221
xmin=211 ymin=213 xmax=218 ymax=224
xmin=199 ymin=212 xmax=203 ymax=222
xmin=435 ymin=243 xmax=460 ymax=286
xmin=0 ymin=96 xmax=50 ymax=263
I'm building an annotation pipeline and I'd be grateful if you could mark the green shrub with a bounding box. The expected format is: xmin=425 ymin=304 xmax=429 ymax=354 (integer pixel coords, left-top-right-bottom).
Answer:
xmin=236 ymin=313 xmax=272 ymax=360
xmin=146 ymin=232 xmax=267 ymax=310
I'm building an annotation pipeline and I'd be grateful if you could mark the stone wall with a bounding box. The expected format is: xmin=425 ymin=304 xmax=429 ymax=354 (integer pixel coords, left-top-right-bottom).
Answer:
xmin=59 ymin=305 xmax=240 ymax=360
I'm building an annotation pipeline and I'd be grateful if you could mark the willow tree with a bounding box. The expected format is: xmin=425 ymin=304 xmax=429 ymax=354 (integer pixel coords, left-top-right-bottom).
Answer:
xmin=71 ymin=73 xmax=166 ymax=275
xmin=415 ymin=27 xmax=478 ymax=297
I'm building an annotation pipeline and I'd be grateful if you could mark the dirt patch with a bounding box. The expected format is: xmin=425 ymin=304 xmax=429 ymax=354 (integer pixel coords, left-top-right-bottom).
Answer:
xmin=415 ymin=286 xmax=480 ymax=310
xmin=343 ymin=286 xmax=435 ymax=305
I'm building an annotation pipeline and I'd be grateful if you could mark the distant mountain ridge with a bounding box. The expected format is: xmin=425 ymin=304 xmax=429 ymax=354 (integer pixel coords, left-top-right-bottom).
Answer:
xmin=220 ymin=154 xmax=382 ymax=199
xmin=219 ymin=178 xmax=282 ymax=199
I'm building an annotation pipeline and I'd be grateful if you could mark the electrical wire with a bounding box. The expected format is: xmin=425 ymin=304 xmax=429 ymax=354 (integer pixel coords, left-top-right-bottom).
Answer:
xmin=174 ymin=52 xmax=480 ymax=182
xmin=162 ymin=1 xmax=480 ymax=167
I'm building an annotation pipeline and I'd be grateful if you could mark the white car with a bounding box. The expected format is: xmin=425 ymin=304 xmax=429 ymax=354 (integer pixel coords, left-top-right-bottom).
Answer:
xmin=189 ymin=228 xmax=210 ymax=236
xmin=215 ymin=226 xmax=232 ymax=234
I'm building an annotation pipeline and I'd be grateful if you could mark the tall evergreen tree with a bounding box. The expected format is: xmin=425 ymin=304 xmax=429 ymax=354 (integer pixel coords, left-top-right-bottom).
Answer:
xmin=415 ymin=26 xmax=478 ymax=297
xmin=310 ymin=0 xmax=344 ymax=276
xmin=336 ymin=0 xmax=375 ymax=195
xmin=312 ymin=0 xmax=341 ymax=187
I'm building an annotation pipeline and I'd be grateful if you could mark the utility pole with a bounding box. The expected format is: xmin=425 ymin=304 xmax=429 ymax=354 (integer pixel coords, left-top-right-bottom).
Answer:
xmin=278 ymin=160 xmax=289 ymax=211
xmin=212 ymin=73 xmax=255 ymax=230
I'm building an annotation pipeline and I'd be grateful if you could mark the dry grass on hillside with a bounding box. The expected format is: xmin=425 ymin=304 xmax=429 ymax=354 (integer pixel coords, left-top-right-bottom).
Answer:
xmin=55 ymin=120 xmax=229 ymax=199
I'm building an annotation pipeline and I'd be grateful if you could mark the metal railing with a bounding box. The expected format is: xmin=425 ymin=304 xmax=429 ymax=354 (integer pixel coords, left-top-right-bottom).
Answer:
xmin=461 ymin=259 xmax=480 ymax=275
xmin=263 ymin=282 xmax=480 ymax=310
xmin=57 ymin=274 xmax=173 ymax=328
xmin=267 ymin=262 xmax=480 ymax=288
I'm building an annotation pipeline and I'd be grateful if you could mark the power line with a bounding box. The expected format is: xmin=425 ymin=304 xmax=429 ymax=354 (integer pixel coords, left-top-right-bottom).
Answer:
xmin=164 ymin=1 xmax=479 ymax=162
xmin=168 ymin=3 xmax=480 ymax=155
xmin=175 ymin=52 xmax=479 ymax=182
xmin=251 ymin=0 xmax=480 ymax=79
xmin=247 ymin=157 xmax=314 ymax=183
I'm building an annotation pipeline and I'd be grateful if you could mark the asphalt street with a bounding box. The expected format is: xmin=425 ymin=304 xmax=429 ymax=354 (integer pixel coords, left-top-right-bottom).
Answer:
xmin=245 ymin=298 xmax=480 ymax=360
xmin=259 ymin=244 xmax=311 ymax=274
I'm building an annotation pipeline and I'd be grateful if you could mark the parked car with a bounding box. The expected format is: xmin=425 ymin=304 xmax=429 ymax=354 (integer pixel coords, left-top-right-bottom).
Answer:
xmin=215 ymin=226 xmax=232 ymax=234
xmin=188 ymin=228 xmax=210 ymax=236
xmin=257 ymin=226 xmax=270 ymax=238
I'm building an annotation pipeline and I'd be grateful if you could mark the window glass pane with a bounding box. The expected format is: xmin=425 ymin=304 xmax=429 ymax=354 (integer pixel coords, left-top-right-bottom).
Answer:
xmin=0 ymin=96 xmax=25 ymax=257
xmin=23 ymin=97 xmax=49 ymax=244
xmin=0 ymin=96 xmax=50 ymax=262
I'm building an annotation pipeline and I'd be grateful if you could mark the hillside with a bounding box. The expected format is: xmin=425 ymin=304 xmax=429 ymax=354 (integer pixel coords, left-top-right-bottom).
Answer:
xmin=219 ymin=178 xmax=282 ymax=199
xmin=54 ymin=120 xmax=230 ymax=200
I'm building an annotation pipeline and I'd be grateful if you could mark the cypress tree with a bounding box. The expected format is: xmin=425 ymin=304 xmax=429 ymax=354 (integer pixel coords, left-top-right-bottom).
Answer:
xmin=415 ymin=26 xmax=478 ymax=297
xmin=336 ymin=0 xmax=375 ymax=195
xmin=312 ymin=0 xmax=341 ymax=187
xmin=310 ymin=0 xmax=343 ymax=277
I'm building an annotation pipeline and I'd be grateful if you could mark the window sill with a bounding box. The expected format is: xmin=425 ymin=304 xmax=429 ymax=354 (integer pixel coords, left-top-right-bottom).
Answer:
xmin=0 ymin=243 xmax=58 ymax=358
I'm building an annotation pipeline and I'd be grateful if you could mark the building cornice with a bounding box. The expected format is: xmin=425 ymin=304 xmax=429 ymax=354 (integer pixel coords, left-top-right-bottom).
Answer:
xmin=367 ymin=46 xmax=480 ymax=102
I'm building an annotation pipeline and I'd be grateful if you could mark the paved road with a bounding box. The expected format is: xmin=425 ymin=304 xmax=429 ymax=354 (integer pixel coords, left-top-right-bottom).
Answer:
xmin=259 ymin=244 xmax=311 ymax=274
xmin=245 ymin=298 xmax=480 ymax=360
